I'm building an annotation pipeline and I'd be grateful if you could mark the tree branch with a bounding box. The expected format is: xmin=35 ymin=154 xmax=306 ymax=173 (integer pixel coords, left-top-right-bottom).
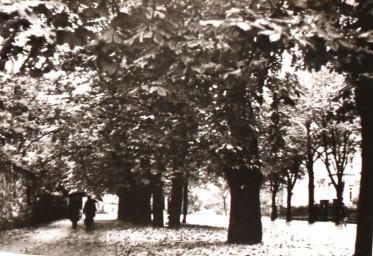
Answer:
xmin=21 ymin=128 xmax=64 ymax=157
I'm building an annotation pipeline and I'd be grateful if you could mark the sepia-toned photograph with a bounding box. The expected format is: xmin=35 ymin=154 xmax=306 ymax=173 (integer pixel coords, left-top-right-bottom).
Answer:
xmin=0 ymin=0 xmax=372 ymax=255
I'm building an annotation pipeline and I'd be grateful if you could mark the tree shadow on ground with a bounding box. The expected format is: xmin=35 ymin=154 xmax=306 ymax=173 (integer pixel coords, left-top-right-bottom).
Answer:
xmin=180 ymin=223 xmax=226 ymax=231
xmin=90 ymin=218 xmax=226 ymax=231
xmin=2 ymin=218 xmax=255 ymax=256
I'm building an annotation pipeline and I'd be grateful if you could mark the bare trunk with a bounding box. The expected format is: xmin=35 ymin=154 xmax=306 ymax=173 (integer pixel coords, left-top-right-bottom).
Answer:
xmin=307 ymin=165 xmax=316 ymax=223
xmin=271 ymin=189 xmax=278 ymax=221
xmin=286 ymin=188 xmax=292 ymax=222
xmin=227 ymin=169 xmax=263 ymax=244
xmin=117 ymin=192 xmax=125 ymax=221
xmin=333 ymin=183 xmax=345 ymax=225
xmin=133 ymin=188 xmax=152 ymax=225
xmin=117 ymin=189 xmax=135 ymax=222
xmin=152 ymin=184 xmax=164 ymax=227
xmin=306 ymin=123 xmax=317 ymax=224
xmin=182 ymin=180 xmax=188 ymax=224
xmin=117 ymin=187 xmax=151 ymax=225
xmin=355 ymin=79 xmax=373 ymax=256
xmin=168 ymin=172 xmax=183 ymax=228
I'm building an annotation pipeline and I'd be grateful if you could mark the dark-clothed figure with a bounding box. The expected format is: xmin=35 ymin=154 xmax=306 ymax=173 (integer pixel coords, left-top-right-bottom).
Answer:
xmin=83 ymin=196 xmax=97 ymax=229
xmin=68 ymin=195 xmax=82 ymax=229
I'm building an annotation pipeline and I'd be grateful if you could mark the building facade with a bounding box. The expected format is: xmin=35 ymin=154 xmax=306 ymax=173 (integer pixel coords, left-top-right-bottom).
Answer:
xmin=280 ymin=155 xmax=361 ymax=208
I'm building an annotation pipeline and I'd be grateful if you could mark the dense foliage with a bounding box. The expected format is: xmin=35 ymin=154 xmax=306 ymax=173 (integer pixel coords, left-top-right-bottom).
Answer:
xmin=1 ymin=0 xmax=371 ymax=252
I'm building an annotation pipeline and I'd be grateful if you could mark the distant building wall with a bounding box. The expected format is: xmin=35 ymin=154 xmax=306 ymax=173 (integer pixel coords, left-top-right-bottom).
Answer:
xmin=280 ymin=156 xmax=361 ymax=208
xmin=0 ymin=162 xmax=35 ymax=230
xmin=99 ymin=194 xmax=118 ymax=214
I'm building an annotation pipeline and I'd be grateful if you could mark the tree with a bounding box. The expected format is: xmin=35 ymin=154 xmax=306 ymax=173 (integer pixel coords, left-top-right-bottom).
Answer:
xmin=281 ymin=150 xmax=304 ymax=222
xmin=266 ymin=170 xmax=284 ymax=221
xmin=1 ymin=0 xmax=372 ymax=250
xmin=295 ymin=67 xmax=348 ymax=224
xmin=319 ymin=116 xmax=359 ymax=225
xmin=259 ymin=70 xmax=301 ymax=221
xmin=290 ymin=75 xmax=323 ymax=224
xmin=303 ymin=119 xmax=321 ymax=223
xmin=295 ymin=67 xmax=359 ymax=226
xmin=0 ymin=0 xmax=292 ymax=243
xmin=0 ymin=73 xmax=75 ymax=196
xmin=0 ymin=0 xmax=303 ymax=243
xmin=284 ymin=1 xmax=373 ymax=251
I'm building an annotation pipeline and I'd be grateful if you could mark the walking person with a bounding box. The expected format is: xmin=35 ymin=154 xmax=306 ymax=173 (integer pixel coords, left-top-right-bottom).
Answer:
xmin=67 ymin=195 xmax=82 ymax=229
xmin=83 ymin=196 xmax=97 ymax=229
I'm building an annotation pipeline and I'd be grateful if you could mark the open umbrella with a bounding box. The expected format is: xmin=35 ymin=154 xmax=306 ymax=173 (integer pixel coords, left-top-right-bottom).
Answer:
xmin=68 ymin=190 xmax=86 ymax=197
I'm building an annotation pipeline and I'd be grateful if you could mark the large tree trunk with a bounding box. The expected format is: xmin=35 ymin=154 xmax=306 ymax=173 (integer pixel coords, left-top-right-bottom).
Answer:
xmin=168 ymin=172 xmax=184 ymax=228
xmin=133 ymin=187 xmax=152 ymax=225
xmin=117 ymin=187 xmax=152 ymax=225
xmin=117 ymin=188 xmax=135 ymax=222
xmin=227 ymin=169 xmax=263 ymax=244
xmin=354 ymin=79 xmax=373 ymax=256
xmin=182 ymin=180 xmax=188 ymax=224
xmin=307 ymin=164 xmax=316 ymax=223
xmin=270 ymin=189 xmax=278 ymax=221
xmin=152 ymin=184 xmax=165 ymax=227
xmin=286 ymin=188 xmax=292 ymax=222
xmin=117 ymin=192 xmax=125 ymax=221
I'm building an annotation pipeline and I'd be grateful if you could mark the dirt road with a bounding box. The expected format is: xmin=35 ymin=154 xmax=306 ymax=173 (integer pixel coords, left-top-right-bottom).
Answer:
xmin=0 ymin=214 xmax=121 ymax=256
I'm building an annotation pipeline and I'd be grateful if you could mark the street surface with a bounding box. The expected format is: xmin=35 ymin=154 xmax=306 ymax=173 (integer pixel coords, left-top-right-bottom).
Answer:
xmin=0 ymin=214 xmax=356 ymax=256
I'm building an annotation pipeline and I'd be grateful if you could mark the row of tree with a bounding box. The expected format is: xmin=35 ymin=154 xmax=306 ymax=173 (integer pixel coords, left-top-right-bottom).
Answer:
xmin=263 ymin=67 xmax=359 ymax=224
xmin=0 ymin=0 xmax=372 ymax=254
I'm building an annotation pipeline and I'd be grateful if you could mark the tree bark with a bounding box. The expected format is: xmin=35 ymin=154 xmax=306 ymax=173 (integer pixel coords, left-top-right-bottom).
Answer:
xmin=227 ymin=168 xmax=263 ymax=244
xmin=117 ymin=186 xmax=151 ymax=225
xmin=271 ymin=189 xmax=278 ymax=221
xmin=286 ymin=188 xmax=292 ymax=222
xmin=333 ymin=182 xmax=345 ymax=225
xmin=306 ymin=121 xmax=317 ymax=223
xmin=354 ymin=78 xmax=373 ymax=256
xmin=117 ymin=188 xmax=135 ymax=222
xmin=117 ymin=192 xmax=125 ymax=221
xmin=134 ymin=187 xmax=152 ymax=225
xmin=168 ymin=172 xmax=183 ymax=228
xmin=182 ymin=180 xmax=188 ymax=224
xmin=152 ymin=184 xmax=164 ymax=227
xmin=307 ymin=164 xmax=316 ymax=223
xmin=305 ymin=123 xmax=316 ymax=223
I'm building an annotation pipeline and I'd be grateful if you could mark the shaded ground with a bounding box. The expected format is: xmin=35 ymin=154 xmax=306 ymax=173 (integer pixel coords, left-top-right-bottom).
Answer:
xmin=0 ymin=214 xmax=356 ymax=256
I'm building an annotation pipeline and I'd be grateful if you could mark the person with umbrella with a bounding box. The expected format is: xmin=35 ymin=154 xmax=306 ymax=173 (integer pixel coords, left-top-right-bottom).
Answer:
xmin=83 ymin=195 xmax=97 ymax=229
xmin=67 ymin=191 xmax=85 ymax=229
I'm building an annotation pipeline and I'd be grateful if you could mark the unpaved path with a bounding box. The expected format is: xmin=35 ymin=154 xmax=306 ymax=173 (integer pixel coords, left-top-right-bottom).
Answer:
xmin=0 ymin=214 xmax=356 ymax=256
xmin=0 ymin=214 xmax=121 ymax=256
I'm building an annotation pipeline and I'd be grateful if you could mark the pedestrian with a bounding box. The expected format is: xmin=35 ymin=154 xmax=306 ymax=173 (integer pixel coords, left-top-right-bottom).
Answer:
xmin=83 ymin=196 xmax=97 ymax=229
xmin=67 ymin=195 xmax=82 ymax=229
